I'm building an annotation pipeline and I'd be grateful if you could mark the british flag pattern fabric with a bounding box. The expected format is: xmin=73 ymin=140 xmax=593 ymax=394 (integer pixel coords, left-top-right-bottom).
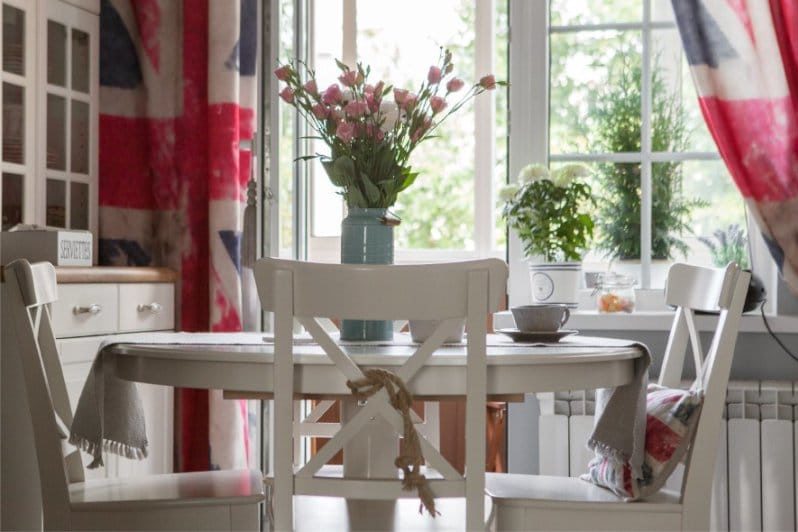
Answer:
xmin=582 ymin=384 xmax=703 ymax=500
xmin=98 ymin=0 xmax=258 ymax=471
xmin=671 ymin=0 xmax=798 ymax=293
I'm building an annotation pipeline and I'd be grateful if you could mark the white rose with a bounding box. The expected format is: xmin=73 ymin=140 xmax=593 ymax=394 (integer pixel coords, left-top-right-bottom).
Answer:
xmin=551 ymin=164 xmax=590 ymax=187
xmin=518 ymin=163 xmax=550 ymax=183
xmin=498 ymin=184 xmax=519 ymax=203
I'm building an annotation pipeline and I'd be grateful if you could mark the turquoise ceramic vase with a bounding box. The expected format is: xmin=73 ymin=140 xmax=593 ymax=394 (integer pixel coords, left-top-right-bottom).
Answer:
xmin=340 ymin=207 xmax=394 ymax=341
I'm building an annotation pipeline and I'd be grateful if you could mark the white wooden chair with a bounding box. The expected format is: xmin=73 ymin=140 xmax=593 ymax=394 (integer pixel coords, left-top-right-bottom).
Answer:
xmin=485 ymin=262 xmax=750 ymax=531
xmin=4 ymin=259 xmax=265 ymax=531
xmin=254 ymin=258 xmax=508 ymax=531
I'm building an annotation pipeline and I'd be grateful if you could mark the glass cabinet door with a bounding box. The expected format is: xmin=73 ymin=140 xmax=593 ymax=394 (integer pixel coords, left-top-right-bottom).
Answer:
xmin=41 ymin=1 xmax=97 ymax=235
xmin=1 ymin=1 xmax=34 ymax=231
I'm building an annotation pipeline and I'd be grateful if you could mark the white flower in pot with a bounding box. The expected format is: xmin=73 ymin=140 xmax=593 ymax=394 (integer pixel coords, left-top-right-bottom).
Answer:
xmin=500 ymin=163 xmax=595 ymax=305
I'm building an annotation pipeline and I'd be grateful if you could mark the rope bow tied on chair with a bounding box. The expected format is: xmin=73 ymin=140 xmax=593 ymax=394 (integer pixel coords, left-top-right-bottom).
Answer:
xmin=346 ymin=368 xmax=438 ymax=517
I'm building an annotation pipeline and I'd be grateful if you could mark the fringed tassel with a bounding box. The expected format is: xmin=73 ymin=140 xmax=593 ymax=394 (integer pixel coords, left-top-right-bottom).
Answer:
xmin=69 ymin=433 xmax=148 ymax=469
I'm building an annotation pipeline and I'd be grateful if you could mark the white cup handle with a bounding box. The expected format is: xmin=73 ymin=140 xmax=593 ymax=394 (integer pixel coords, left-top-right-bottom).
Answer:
xmin=561 ymin=308 xmax=570 ymax=327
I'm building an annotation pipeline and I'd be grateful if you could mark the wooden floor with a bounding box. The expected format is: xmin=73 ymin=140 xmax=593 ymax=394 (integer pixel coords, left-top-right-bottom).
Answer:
xmin=271 ymin=496 xmax=493 ymax=531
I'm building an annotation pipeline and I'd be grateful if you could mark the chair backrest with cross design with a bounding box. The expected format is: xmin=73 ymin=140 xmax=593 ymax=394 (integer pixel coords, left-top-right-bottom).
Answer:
xmin=255 ymin=257 xmax=508 ymax=531
xmin=658 ymin=262 xmax=750 ymax=529
xmin=4 ymin=260 xmax=85 ymax=528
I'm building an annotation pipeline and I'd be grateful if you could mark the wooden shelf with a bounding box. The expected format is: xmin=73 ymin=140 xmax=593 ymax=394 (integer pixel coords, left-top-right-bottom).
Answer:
xmin=1 ymin=266 xmax=177 ymax=284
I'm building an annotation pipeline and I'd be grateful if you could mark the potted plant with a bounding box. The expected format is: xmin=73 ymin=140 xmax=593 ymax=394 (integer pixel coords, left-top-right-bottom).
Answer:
xmin=500 ymin=164 xmax=595 ymax=305
xmin=591 ymin=54 xmax=705 ymax=284
xmin=275 ymin=50 xmax=502 ymax=339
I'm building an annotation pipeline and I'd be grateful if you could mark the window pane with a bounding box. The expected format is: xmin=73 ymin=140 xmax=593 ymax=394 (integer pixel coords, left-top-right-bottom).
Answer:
xmin=651 ymin=0 xmax=676 ymax=22
xmin=278 ymin=0 xmax=295 ymax=258
xmin=70 ymin=181 xmax=89 ymax=230
xmin=46 ymin=178 xmax=66 ymax=227
xmin=47 ymin=20 xmax=67 ymax=87
xmin=680 ymin=160 xmax=748 ymax=269
xmin=550 ymin=30 xmax=642 ymax=154
xmin=652 ymin=29 xmax=716 ymax=153
xmin=309 ymin=0 xmax=344 ymax=238
xmin=71 ymin=100 xmax=89 ymax=174
xmin=494 ymin=0 xmax=509 ymax=250
xmin=71 ymin=29 xmax=90 ymax=93
xmin=582 ymin=162 xmax=641 ymax=268
xmin=3 ymin=4 xmax=25 ymax=75
xmin=2 ymin=82 xmax=24 ymax=163
xmin=47 ymin=93 xmax=66 ymax=170
xmin=2 ymin=172 xmax=23 ymax=230
xmin=357 ymin=0 xmax=476 ymax=250
xmin=551 ymin=0 xmax=641 ymax=26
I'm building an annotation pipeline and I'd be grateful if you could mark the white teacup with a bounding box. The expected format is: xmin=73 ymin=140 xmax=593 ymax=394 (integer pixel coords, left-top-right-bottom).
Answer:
xmin=511 ymin=304 xmax=570 ymax=332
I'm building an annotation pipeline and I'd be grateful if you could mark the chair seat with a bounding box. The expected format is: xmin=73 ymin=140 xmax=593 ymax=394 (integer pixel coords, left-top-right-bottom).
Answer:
xmin=290 ymin=494 xmax=492 ymax=531
xmin=69 ymin=469 xmax=265 ymax=511
xmin=486 ymin=473 xmax=681 ymax=510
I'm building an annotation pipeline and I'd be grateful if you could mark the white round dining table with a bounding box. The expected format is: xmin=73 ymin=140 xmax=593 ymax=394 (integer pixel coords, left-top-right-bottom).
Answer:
xmin=105 ymin=332 xmax=644 ymax=399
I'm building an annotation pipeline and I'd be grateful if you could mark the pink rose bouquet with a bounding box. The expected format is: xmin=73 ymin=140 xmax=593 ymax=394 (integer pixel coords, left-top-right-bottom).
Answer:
xmin=274 ymin=49 xmax=504 ymax=208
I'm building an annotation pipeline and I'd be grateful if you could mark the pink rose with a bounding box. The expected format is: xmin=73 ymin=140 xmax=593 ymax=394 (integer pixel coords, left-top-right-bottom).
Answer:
xmin=365 ymin=93 xmax=380 ymax=113
xmin=401 ymin=93 xmax=418 ymax=111
xmin=322 ymin=84 xmax=343 ymax=105
xmin=303 ymin=79 xmax=318 ymax=96
xmin=344 ymin=100 xmax=368 ymax=118
xmin=427 ymin=66 xmax=442 ymax=84
xmin=311 ymin=103 xmax=329 ymax=119
xmin=430 ymin=95 xmax=447 ymax=114
xmin=411 ymin=116 xmax=432 ymax=142
xmin=336 ymin=121 xmax=356 ymax=143
xmin=338 ymin=70 xmax=358 ymax=87
xmin=393 ymin=88 xmax=409 ymax=105
xmin=279 ymin=87 xmax=294 ymax=103
xmin=330 ymin=107 xmax=344 ymax=121
xmin=446 ymin=77 xmax=465 ymax=93
xmin=274 ymin=65 xmax=292 ymax=81
xmin=364 ymin=84 xmax=375 ymax=95
xmin=366 ymin=124 xmax=385 ymax=142
xmin=479 ymin=74 xmax=497 ymax=90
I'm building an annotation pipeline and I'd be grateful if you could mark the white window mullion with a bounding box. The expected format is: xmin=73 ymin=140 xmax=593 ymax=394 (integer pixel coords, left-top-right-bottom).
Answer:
xmin=640 ymin=0 xmax=653 ymax=288
xmin=507 ymin=0 xmax=548 ymax=306
xmin=474 ymin=0 xmax=495 ymax=257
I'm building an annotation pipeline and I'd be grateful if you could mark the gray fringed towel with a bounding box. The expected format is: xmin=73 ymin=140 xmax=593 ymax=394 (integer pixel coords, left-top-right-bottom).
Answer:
xmin=587 ymin=341 xmax=652 ymax=479
xmin=69 ymin=348 xmax=148 ymax=469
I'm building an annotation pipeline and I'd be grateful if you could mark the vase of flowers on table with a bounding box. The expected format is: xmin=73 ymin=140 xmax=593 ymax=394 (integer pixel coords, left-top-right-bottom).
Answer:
xmin=500 ymin=164 xmax=595 ymax=307
xmin=276 ymin=49 xmax=503 ymax=340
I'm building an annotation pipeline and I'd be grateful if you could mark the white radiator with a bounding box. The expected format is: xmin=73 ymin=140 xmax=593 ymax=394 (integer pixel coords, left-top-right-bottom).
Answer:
xmin=537 ymin=381 xmax=798 ymax=531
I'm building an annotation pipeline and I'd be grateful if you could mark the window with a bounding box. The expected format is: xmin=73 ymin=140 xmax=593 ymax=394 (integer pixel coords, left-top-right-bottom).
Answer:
xmin=275 ymin=0 xmax=508 ymax=262
xmin=547 ymin=0 xmax=748 ymax=289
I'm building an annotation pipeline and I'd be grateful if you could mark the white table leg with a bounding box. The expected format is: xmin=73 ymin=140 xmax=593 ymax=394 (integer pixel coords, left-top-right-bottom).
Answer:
xmin=341 ymin=398 xmax=398 ymax=478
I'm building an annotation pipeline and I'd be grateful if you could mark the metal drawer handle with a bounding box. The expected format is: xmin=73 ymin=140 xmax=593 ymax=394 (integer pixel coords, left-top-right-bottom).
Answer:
xmin=137 ymin=302 xmax=162 ymax=313
xmin=73 ymin=304 xmax=102 ymax=315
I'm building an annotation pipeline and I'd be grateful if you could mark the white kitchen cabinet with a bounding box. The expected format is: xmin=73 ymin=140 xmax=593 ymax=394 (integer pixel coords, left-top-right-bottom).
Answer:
xmin=1 ymin=0 xmax=98 ymax=243
xmin=1 ymin=266 xmax=177 ymax=530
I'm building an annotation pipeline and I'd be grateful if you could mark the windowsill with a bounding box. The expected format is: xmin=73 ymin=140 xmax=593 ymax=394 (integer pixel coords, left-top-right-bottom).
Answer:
xmin=493 ymin=309 xmax=798 ymax=334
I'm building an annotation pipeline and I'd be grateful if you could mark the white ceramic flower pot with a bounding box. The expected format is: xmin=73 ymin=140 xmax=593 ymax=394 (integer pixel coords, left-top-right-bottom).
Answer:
xmin=528 ymin=261 xmax=581 ymax=306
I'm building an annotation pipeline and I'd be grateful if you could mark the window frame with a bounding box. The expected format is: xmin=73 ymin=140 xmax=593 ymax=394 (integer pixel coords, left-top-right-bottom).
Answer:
xmin=507 ymin=0 xmax=778 ymax=311
xmin=303 ymin=0 xmax=504 ymax=263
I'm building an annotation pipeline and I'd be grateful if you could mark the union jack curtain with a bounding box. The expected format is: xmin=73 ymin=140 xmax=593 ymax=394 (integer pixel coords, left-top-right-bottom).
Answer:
xmin=671 ymin=0 xmax=798 ymax=292
xmin=98 ymin=0 xmax=258 ymax=471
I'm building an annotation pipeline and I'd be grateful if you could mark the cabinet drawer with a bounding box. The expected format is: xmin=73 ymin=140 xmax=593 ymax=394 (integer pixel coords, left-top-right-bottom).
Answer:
xmin=119 ymin=283 xmax=174 ymax=332
xmin=52 ymin=284 xmax=119 ymax=338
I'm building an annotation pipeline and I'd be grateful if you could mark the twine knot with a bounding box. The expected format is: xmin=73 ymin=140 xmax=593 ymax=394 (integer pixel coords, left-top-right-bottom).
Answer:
xmin=346 ymin=368 xmax=438 ymax=517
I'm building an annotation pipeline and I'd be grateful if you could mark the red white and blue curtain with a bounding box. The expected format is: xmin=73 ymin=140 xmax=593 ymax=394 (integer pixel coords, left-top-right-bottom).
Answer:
xmin=98 ymin=0 xmax=258 ymax=471
xmin=671 ymin=0 xmax=798 ymax=292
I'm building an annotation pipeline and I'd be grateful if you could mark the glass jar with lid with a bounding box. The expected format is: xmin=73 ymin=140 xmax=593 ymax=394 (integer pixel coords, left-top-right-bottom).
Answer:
xmin=596 ymin=272 xmax=636 ymax=313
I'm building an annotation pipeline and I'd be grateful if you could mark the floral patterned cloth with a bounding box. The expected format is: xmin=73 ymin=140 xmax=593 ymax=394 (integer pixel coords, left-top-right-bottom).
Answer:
xmin=582 ymin=384 xmax=703 ymax=500
xmin=98 ymin=0 xmax=258 ymax=471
